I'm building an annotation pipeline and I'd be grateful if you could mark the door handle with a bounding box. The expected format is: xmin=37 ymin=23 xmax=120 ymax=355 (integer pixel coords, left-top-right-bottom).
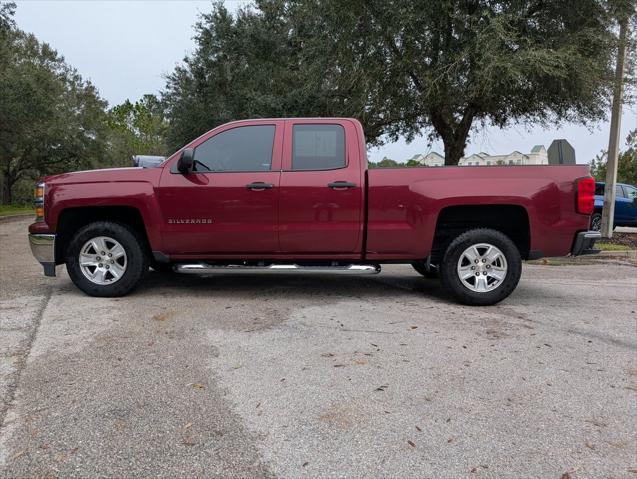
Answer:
xmin=328 ymin=181 xmax=357 ymax=189
xmin=246 ymin=182 xmax=274 ymax=190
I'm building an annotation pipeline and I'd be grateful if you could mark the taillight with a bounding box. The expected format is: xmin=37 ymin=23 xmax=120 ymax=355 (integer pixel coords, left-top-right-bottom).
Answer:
xmin=576 ymin=177 xmax=595 ymax=215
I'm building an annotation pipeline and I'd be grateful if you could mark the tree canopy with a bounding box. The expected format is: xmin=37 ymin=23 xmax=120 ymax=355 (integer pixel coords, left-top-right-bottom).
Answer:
xmin=106 ymin=94 xmax=169 ymax=167
xmin=163 ymin=0 xmax=634 ymax=164
xmin=590 ymin=128 xmax=637 ymax=185
xmin=0 ymin=3 xmax=108 ymax=203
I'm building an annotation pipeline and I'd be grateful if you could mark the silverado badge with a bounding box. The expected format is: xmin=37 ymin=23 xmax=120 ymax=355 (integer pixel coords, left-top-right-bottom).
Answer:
xmin=167 ymin=218 xmax=213 ymax=224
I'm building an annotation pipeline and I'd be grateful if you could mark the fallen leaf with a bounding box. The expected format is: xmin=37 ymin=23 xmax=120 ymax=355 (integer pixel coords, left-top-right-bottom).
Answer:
xmin=470 ymin=467 xmax=477 ymax=474
xmin=375 ymin=385 xmax=388 ymax=392
xmin=183 ymin=437 xmax=197 ymax=446
xmin=302 ymin=462 xmax=309 ymax=467
xmin=333 ymin=364 xmax=346 ymax=368
xmin=415 ymin=426 xmax=422 ymax=432
xmin=152 ymin=311 xmax=174 ymax=321
xmin=321 ymin=353 xmax=335 ymax=358
xmin=447 ymin=437 xmax=454 ymax=443
xmin=584 ymin=441 xmax=595 ymax=450
xmin=560 ymin=473 xmax=572 ymax=479
xmin=407 ymin=440 xmax=416 ymax=448
xmin=191 ymin=383 xmax=205 ymax=390
xmin=183 ymin=422 xmax=192 ymax=430
xmin=410 ymin=326 xmax=418 ymax=330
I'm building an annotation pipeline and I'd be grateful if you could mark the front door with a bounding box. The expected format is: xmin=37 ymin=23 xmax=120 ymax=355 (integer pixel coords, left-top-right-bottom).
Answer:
xmin=158 ymin=121 xmax=283 ymax=254
xmin=278 ymin=120 xmax=364 ymax=254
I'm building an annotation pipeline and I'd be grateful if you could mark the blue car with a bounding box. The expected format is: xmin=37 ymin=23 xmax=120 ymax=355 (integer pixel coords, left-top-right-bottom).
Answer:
xmin=591 ymin=182 xmax=637 ymax=230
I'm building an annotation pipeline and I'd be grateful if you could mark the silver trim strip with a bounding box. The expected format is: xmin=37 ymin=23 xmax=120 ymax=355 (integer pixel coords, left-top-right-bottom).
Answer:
xmin=175 ymin=263 xmax=381 ymax=275
xmin=583 ymin=231 xmax=602 ymax=239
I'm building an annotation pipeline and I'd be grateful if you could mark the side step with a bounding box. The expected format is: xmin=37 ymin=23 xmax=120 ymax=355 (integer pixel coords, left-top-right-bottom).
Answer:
xmin=174 ymin=263 xmax=381 ymax=275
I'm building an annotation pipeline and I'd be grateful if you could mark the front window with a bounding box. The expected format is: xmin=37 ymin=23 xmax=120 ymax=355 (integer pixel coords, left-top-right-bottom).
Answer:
xmin=193 ymin=125 xmax=275 ymax=172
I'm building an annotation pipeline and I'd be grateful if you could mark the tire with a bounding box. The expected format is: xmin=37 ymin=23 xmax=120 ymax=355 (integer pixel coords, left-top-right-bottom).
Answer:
xmin=590 ymin=212 xmax=602 ymax=231
xmin=411 ymin=261 xmax=439 ymax=279
xmin=439 ymin=228 xmax=522 ymax=306
xmin=65 ymin=221 xmax=149 ymax=297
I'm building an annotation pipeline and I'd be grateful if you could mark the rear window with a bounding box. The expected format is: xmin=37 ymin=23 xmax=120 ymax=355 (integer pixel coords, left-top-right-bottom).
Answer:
xmin=292 ymin=124 xmax=345 ymax=170
xmin=595 ymin=183 xmax=604 ymax=195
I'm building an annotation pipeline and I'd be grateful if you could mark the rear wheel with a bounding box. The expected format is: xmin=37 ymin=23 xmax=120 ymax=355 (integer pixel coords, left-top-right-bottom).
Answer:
xmin=65 ymin=221 xmax=149 ymax=297
xmin=439 ymin=228 xmax=521 ymax=306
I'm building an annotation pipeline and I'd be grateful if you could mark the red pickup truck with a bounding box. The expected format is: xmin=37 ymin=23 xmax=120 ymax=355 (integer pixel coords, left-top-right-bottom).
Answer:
xmin=28 ymin=118 xmax=599 ymax=305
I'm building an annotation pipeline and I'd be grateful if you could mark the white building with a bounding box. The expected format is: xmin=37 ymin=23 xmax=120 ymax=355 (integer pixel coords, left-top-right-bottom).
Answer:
xmin=415 ymin=145 xmax=548 ymax=166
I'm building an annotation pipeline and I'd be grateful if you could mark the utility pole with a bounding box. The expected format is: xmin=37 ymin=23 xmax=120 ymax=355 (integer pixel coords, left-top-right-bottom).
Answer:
xmin=600 ymin=15 xmax=628 ymax=238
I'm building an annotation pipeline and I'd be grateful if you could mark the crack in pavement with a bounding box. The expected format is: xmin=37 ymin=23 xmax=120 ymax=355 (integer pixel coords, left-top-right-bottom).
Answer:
xmin=0 ymin=286 xmax=52 ymax=432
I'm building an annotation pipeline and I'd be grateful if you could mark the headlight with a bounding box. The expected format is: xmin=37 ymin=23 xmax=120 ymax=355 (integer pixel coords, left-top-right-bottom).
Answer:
xmin=34 ymin=182 xmax=45 ymax=222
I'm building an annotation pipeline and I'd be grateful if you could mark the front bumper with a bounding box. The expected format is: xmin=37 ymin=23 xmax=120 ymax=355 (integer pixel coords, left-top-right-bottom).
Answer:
xmin=28 ymin=233 xmax=56 ymax=276
xmin=570 ymin=231 xmax=601 ymax=256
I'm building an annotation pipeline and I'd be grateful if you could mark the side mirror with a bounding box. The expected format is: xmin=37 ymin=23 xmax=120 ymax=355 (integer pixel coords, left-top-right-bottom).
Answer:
xmin=177 ymin=148 xmax=194 ymax=173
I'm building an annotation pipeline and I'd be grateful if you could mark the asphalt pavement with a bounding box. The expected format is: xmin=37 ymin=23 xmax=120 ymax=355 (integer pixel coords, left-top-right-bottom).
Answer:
xmin=1 ymin=217 xmax=636 ymax=478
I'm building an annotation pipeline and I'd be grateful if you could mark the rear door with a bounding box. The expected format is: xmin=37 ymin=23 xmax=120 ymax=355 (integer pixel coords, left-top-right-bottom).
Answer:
xmin=158 ymin=121 xmax=283 ymax=254
xmin=278 ymin=119 xmax=364 ymax=254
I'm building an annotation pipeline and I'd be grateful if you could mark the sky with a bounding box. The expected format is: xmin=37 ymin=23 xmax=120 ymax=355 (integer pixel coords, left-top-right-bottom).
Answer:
xmin=13 ymin=0 xmax=637 ymax=164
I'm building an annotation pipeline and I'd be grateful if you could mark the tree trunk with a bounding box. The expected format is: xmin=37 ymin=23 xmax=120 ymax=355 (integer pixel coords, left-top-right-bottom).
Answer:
xmin=2 ymin=174 xmax=14 ymax=205
xmin=430 ymin=105 xmax=475 ymax=166
xmin=442 ymin=136 xmax=467 ymax=166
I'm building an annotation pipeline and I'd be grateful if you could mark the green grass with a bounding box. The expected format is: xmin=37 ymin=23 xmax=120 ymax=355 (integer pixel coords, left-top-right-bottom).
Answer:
xmin=595 ymin=242 xmax=631 ymax=251
xmin=0 ymin=205 xmax=33 ymax=217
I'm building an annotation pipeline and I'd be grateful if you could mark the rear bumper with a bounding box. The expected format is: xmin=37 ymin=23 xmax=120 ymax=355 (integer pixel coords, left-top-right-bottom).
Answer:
xmin=570 ymin=231 xmax=601 ymax=256
xmin=28 ymin=233 xmax=56 ymax=276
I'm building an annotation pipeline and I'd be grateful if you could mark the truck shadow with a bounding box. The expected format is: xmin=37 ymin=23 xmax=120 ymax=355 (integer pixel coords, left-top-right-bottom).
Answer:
xmin=137 ymin=270 xmax=450 ymax=303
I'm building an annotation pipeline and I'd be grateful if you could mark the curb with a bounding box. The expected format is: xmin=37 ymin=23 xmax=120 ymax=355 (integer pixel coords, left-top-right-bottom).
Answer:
xmin=594 ymin=250 xmax=637 ymax=260
xmin=0 ymin=213 xmax=34 ymax=223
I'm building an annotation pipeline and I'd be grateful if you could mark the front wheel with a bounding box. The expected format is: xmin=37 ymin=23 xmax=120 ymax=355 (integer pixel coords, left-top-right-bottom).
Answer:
xmin=65 ymin=221 xmax=149 ymax=297
xmin=439 ymin=228 xmax=522 ymax=306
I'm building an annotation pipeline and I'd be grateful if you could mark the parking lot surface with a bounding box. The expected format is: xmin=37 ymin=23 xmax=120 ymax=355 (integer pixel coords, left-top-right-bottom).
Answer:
xmin=1 ymin=217 xmax=636 ymax=478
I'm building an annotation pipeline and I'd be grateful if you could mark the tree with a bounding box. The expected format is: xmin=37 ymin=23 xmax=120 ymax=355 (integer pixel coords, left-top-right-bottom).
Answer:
xmin=0 ymin=7 xmax=107 ymax=204
xmin=107 ymin=95 xmax=169 ymax=166
xmin=165 ymin=1 xmax=631 ymax=165
xmin=590 ymin=128 xmax=637 ymax=185
xmin=162 ymin=1 xmax=323 ymax=151
xmin=292 ymin=0 xmax=632 ymax=165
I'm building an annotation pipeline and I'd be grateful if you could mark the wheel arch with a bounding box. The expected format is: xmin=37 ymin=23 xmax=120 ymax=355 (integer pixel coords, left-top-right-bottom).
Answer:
xmin=55 ymin=206 xmax=151 ymax=264
xmin=430 ymin=204 xmax=530 ymax=264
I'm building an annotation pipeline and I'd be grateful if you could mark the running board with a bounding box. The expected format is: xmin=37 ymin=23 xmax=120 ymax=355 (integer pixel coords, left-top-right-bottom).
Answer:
xmin=174 ymin=263 xmax=381 ymax=275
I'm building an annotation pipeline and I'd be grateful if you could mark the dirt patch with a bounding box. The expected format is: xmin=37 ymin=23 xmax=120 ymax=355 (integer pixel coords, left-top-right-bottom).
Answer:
xmin=603 ymin=232 xmax=637 ymax=249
